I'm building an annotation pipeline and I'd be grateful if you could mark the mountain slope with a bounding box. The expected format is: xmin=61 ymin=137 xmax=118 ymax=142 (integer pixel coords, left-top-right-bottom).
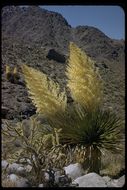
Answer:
xmin=1 ymin=6 xmax=125 ymax=122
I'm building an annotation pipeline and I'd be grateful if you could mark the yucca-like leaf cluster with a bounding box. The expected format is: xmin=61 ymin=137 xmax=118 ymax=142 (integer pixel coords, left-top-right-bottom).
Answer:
xmin=49 ymin=107 xmax=123 ymax=151
xmin=48 ymin=105 xmax=123 ymax=173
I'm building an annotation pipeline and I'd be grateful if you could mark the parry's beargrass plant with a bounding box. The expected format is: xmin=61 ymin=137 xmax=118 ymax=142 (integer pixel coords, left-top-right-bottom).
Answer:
xmin=21 ymin=42 xmax=124 ymax=175
xmin=2 ymin=42 xmax=124 ymax=186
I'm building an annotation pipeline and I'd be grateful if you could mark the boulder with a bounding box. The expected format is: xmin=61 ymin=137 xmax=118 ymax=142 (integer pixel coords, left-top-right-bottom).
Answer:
xmin=107 ymin=175 xmax=125 ymax=187
xmin=74 ymin=173 xmax=107 ymax=187
xmin=64 ymin=163 xmax=85 ymax=180
xmin=46 ymin=49 xmax=66 ymax=63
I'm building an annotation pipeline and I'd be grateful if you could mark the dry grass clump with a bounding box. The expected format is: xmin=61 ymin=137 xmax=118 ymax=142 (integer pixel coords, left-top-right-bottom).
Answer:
xmin=2 ymin=179 xmax=17 ymax=187
xmin=101 ymin=148 xmax=125 ymax=177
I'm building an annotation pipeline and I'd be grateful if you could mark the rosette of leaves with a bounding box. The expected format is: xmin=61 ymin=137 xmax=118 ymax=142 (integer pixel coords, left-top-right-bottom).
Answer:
xmin=49 ymin=105 xmax=123 ymax=173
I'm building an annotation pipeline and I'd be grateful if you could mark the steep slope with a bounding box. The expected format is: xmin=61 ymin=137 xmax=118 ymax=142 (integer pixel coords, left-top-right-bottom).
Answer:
xmin=2 ymin=6 xmax=72 ymax=53
xmin=1 ymin=6 xmax=125 ymax=122
xmin=2 ymin=6 xmax=124 ymax=61
xmin=72 ymin=26 xmax=124 ymax=63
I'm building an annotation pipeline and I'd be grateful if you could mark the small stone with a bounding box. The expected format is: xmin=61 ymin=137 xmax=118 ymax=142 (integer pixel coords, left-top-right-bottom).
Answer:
xmin=25 ymin=165 xmax=32 ymax=172
xmin=17 ymin=167 xmax=26 ymax=175
xmin=55 ymin=170 xmax=61 ymax=183
xmin=64 ymin=163 xmax=85 ymax=180
xmin=9 ymin=174 xmax=18 ymax=182
xmin=17 ymin=178 xmax=30 ymax=187
xmin=2 ymin=160 xmax=9 ymax=169
xmin=45 ymin=172 xmax=50 ymax=181
xmin=102 ymin=176 xmax=112 ymax=184
xmin=38 ymin=184 xmax=44 ymax=187
xmin=8 ymin=163 xmax=21 ymax=173
xmin=74 ymin=173 xmax=107 ymax=187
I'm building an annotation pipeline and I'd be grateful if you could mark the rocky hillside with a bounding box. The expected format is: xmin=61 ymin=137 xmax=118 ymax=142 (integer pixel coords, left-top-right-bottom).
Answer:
xmin=2 ymin=6 xmax=125 ymax=122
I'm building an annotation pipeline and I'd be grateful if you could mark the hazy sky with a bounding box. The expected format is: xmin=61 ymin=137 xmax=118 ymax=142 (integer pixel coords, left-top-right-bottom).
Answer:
xmin=41 ymin=5 xmax=125 ymax=40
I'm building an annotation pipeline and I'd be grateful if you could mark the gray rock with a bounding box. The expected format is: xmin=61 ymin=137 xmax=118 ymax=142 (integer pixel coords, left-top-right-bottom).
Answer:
xmin=38 ymin=184 xmax=44 ymax=187
xmin=44 ymin=172 xmax=50 ymax=181
xmin=74 ymin=173 xmax=107 ymax=187
xmin=117 ymin=175 xmax=125 ymax=187
xmin=8 ymin=163 xmax=21 ymax=173
xmin=16 ymin=178 xmax=30 ymax=187
xmin=54 ymin=170 xmax=61 ymax=183
xmin=8 ymin=174 xmax=30 ymax=187
xmin=107 ymin=175 xmax=125 ymax=187
xmin=102 ymin=176 xmax=112 ymax=184
xmin=17 ymin=166 xmax=26 ymax=176
xmin=9 ymin=174 xmax=19 ymax=181
xmin=2 ymin=160 xmax=9 ymax=169
xmin=64 ymin=163 xmax=85 ymax=180
xmin=24 ymin=165 xmax=32 ymax=172
xmin=8 ymin=163 xmax=32 ymax=175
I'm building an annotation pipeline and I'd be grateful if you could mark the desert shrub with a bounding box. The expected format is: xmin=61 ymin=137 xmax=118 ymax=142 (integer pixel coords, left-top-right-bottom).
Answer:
xmin=2 ymin=179 xmax=17 ymax=187
xmin=13 ymin=67 xmax=20 ymax=83
xmin=2 ymin=116 xmax=69 ymax=185
xmin=5 ymin=65 xmax=12 ymax=82
xmin=5 ymin=65 xmax=20 ymax=83
xmin=101 ymin=148 xmax=125 ymax=177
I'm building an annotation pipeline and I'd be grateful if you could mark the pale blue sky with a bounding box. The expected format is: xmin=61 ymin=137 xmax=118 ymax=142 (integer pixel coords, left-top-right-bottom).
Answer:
xmin=41 ymin=5 xmax=125 ymax=40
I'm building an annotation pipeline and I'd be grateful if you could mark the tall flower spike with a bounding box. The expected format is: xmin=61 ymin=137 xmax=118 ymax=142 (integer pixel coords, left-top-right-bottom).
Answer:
xmin=22 ymin=64 xmax=67 ymax=117
xmin=66 ymin=42 xmax=103 ymax=111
